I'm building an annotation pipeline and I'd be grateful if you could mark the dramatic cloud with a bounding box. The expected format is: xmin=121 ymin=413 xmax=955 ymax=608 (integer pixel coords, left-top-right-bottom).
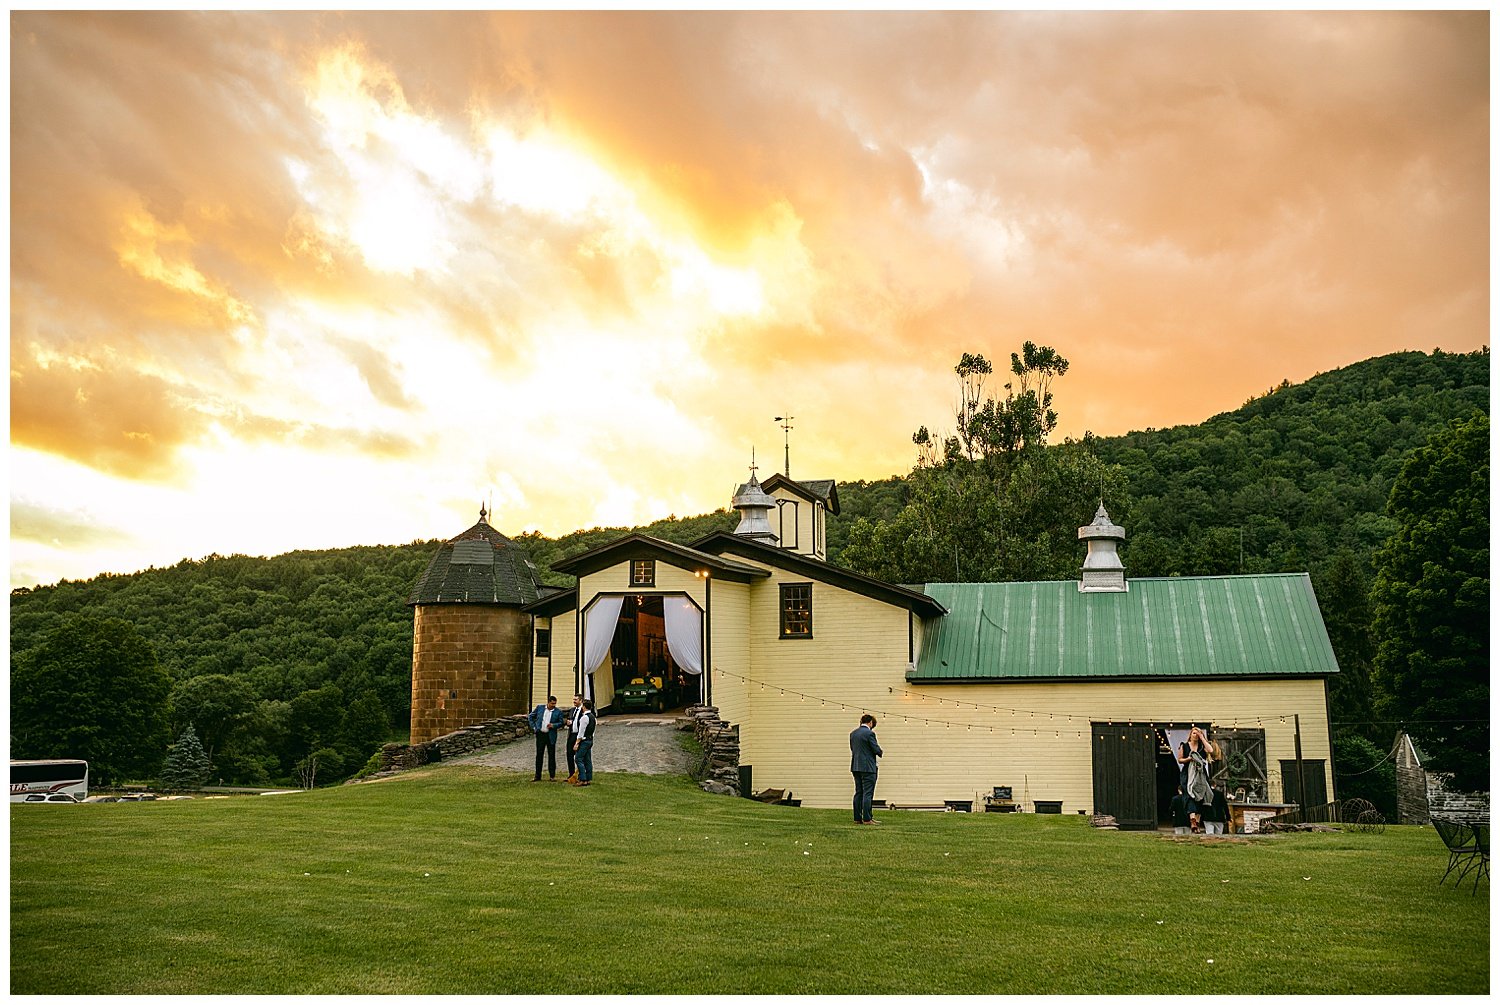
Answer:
xmin=9 ymin=11 xmax=1488 ymax=586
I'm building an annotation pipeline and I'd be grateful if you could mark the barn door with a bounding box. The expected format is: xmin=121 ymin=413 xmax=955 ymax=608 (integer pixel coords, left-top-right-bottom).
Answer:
xmin=1092 ymin=723 xmax=1158 ymax=830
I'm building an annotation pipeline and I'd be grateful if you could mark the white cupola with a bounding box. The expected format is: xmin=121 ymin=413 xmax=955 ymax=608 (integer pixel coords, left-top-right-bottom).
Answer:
xmin=1078 ymin=503 xmax=1127 ymax=593
xmin=731 ymin=466 xmax=780 ymax=545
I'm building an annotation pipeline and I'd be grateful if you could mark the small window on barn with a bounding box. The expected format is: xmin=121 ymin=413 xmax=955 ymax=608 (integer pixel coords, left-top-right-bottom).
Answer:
xmin=780 ymin=583 xmax=812 ymax=639
xmin=534 ymin=628 xmax=551 ymax=658
xmin=630 ymin=559 xmax=656 ymax=587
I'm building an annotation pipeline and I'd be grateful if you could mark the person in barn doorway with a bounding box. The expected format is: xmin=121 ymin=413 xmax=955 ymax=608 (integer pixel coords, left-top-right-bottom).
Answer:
xmin=570 ymin=699 xmax=597 ymax=787
xmin=563 ymin=694 xmax=585 ymax=783
xmin=850 ymin=714 xmax=883 ymax=825
xmin=1179 ymin=726 xmax=1214 ymax=832
xmin=529 ymin=696 xmax=565 ymax=781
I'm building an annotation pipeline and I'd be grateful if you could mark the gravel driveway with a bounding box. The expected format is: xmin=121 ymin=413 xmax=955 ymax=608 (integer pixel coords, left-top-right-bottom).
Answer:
xmin=458 ymin=716 xmax=694 ymax=776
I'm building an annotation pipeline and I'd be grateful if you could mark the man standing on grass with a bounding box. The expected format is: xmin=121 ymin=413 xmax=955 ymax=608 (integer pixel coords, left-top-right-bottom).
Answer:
xmin=850 ymin=714 xmax=882 ymax=825
xmin=563 ymin=694 xmax=584 ymax=783
xmin=529 ymin=696 xmax=565 ymax=781
xmin=570 ymin=699 xmax=597 ymax=787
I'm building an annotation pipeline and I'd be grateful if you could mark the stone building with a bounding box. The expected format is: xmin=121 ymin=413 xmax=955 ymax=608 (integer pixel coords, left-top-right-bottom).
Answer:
xmin=407 ymin=506 xmax=542 ymax=743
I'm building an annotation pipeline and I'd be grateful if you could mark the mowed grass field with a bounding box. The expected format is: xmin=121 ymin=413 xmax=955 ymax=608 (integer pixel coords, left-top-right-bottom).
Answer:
xmin=11 ymin=765 xmax=1489 ymax=994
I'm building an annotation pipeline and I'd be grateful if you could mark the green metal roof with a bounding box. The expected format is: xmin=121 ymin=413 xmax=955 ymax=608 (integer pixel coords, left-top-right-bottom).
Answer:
xmin=910 ymin=574 xmax=1340 ymax=682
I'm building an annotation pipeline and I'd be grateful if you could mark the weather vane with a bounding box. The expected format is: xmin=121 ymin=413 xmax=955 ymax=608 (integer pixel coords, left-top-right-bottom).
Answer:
xmin=774 ymin=413 xmax=794 ymax=478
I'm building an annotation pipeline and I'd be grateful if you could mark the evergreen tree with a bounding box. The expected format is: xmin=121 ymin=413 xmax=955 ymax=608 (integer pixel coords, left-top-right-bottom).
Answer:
xmin=160 ymin=724 xmax=212 ymax=789
xmin=1371 ymin=412 xmax=1489 ymax=791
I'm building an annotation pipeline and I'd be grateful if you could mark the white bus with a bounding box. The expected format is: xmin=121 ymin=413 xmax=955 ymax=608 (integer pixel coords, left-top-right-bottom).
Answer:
xmin=11 ymin=760 xmax=89 ymax=802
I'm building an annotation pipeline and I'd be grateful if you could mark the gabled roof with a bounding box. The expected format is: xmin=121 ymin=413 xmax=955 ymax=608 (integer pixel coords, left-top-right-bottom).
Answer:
xmin=523 ymin=586 xmax=578 ymax=618
xmin=408 ymin=517 xmax=542 ymax=607
xmin=690 ymin=531 xmax=946 ymax=618
xmin=761 ymin=473 xmax=840 ymax=515
xmin=550 ymin=533 xmax=770 ymax=584
xmin=910 ymin=574 xmax=1340 ymax=682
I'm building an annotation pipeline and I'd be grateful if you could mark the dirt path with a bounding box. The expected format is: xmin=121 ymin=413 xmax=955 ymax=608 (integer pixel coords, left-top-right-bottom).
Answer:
xmin=456 ymin=716 xmax=695 ymax=777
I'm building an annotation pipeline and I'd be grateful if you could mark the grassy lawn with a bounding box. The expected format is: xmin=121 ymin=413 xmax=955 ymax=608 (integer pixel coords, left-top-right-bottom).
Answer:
xmin=11 ymin=765 xmax=1488 ymax=994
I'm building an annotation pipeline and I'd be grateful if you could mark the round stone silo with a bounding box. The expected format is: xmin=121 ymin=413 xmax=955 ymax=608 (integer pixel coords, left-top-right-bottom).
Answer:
xmin=407 ymin=508 xmax=542 ymax=744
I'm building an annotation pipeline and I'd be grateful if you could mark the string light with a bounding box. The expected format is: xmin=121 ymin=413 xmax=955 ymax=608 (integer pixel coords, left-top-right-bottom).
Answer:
xmin=717 ymin=669 xmax=1311 ymax=735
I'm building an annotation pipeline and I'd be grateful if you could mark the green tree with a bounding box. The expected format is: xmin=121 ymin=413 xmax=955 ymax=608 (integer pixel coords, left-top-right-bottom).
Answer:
xmin=1331 ymin=733 xmax=1396 ymax=819
xmin=341 ymin=690 xmax=392 ymax=762
xmin=1313 ymin=550 xmax=1380 ymax=745
xmin=1371 ymin=412 xmax=1488 ymax=790
xmin=845 ymin=349 xmax=1123 ymax=584
xmin=159 ymin=724 xmax=212 ymax=790
xmin=169 ymin=673 xmax=258 ymax=770
xmin=296 ymin=747 xmax=344 ymax=790
xmin=11 ymin=615 xmax=172 ymax=785
xmin=290 ymin=686 xmax=346 ymax=757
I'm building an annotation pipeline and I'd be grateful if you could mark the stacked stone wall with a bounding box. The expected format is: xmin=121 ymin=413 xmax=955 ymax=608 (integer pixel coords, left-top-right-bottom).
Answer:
xmin=684 ymin=704 xmax=741 ymax=796
xmin=368 ymin=715 xmax=532 ymax=777
xmin=410 ymin=604 xmax=531 ymax=743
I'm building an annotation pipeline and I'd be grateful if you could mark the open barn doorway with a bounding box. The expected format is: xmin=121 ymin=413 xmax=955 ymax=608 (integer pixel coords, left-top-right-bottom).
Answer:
xmin=1092 ymin=720 xmax=1219 ymax=830
xmin=600 ymin=594 xmax=702 ymax=715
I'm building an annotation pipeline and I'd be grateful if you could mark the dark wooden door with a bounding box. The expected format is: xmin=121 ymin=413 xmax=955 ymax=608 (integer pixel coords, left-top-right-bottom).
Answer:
xmin=1092 ymin=723 xmax=1158 ymax=830
xmin=1279 ymin=759 xmax=1328 ymax=809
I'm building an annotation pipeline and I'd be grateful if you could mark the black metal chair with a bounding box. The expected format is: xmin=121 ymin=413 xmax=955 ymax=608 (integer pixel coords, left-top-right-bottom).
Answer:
xmin=1469 ymin=822 xmax=1489 ymax=894
xmin=1433 ymin=818 xmax=1487 ymax=893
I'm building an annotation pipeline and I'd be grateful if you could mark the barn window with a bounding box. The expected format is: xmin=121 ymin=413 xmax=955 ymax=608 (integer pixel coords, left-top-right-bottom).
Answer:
xmin=780 ymin=583 xmax=812 ymax=638
xmin=630 ymin=560 xmax=656 ymax=586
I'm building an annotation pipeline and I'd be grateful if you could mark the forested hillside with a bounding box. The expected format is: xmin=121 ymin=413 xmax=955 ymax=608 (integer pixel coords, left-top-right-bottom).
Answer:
xmin=1094 ymin=349 xmax=1489 ymax=578
xmin=9 ymin=348 xmax=1487 ymax=791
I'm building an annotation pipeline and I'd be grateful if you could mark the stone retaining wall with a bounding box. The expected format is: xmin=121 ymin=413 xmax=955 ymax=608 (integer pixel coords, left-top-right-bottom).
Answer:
xmin=683 ymin=704 xmax=741 ymax=797
xmin=364 ymin=714 xmax=532 ymax=778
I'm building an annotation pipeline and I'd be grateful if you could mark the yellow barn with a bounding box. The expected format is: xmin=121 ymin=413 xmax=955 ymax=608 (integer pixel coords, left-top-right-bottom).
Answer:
xmin=511 ymin=470 xmax=1339 ymax=830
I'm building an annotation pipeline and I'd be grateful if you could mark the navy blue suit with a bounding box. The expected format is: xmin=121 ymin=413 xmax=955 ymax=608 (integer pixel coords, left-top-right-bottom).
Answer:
xmin=530 ymin=704 xmax=565 ymax=779
xmin=849 ymin=724 xmax=883 ymax=823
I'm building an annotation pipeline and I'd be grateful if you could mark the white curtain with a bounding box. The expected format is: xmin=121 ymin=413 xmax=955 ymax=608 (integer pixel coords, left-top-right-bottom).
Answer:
xmin=663 ymin=596 xmax=705 ymax=705
xmin=662 ymin=596 xmax=704 ymax=675
xmin=581 ymin=596 xmax=625 ymax=703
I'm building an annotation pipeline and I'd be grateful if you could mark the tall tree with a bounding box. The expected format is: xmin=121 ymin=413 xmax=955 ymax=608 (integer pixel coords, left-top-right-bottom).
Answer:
xmin=845 ymin=348 xmax=1122 ymax=584
xmin=1314 ymin=549 xmax=1380 ymax=745
xmin=11 ymin=615 xmax=172 ymax=785
xmin=1370 ymin=412 xmax=1488 ymax=791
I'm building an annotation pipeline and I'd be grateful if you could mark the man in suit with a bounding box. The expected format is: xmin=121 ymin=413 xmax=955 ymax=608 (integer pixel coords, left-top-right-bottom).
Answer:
xmin=849 ymin=713 xmax=883 ymax=825
xmin=563 ymin=694 xmax=584 ymax=783
xmin=529 ymin=695 xmax=565 ymax=781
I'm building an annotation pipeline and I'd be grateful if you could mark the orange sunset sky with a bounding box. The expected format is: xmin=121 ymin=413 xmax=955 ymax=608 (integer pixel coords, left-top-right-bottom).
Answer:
xmin=9 ymin=11 xmax=1490 ymax=589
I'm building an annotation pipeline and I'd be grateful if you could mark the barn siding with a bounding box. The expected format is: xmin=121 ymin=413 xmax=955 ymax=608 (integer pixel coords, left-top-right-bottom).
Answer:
xmin=734 ymin=644 xmax=1332 ymax=813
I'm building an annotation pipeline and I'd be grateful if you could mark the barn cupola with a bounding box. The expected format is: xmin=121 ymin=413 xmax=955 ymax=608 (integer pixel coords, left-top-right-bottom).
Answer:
xmin=1078 ymin=502 xmax=1127 ymax=593
xmin=731 ymin=464 xmax=780 ymax=545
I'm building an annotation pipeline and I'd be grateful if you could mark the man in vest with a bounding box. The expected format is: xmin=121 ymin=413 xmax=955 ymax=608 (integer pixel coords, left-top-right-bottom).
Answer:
xmin=563 ymin=694 xmax=585 ymax=783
